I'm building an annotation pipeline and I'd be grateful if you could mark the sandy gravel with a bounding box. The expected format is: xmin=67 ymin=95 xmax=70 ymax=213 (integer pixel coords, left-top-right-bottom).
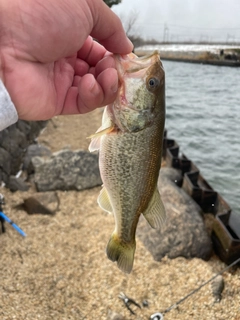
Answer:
xmin=0 ymin=111 xmax=240 ymax=320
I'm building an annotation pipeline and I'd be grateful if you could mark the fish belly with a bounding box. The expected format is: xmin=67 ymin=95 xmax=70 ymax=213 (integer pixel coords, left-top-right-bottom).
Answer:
xmin=99 ymin=124 xmax=162 ymax=242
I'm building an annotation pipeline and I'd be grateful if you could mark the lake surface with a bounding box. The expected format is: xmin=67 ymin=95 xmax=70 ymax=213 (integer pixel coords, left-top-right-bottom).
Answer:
xmin=162 ymin=59 xmax=240 ymax=215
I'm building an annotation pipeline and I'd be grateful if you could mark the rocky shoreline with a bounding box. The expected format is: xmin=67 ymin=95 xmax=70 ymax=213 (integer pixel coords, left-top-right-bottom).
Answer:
xmin=0 ymin=110 xmax=240 ymax=319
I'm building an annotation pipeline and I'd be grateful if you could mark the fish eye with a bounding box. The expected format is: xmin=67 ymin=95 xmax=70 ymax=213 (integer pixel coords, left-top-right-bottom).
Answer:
xmin=148 ymin=77 xmax=160 ymax=89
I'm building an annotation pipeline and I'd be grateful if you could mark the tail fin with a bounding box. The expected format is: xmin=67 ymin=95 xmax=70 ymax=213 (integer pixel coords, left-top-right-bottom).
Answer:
xmin=106 ymin=234 xmax=136 ymax=274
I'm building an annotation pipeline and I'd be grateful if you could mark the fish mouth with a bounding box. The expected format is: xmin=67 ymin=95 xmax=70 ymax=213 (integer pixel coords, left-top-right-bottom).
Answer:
xmin=110 ymin=51 xmax=164 ymax=132
xmin=113 ymin=51 xmax=163 ymax=108
xmin=115 ymin=51 xmax=161 ymax=77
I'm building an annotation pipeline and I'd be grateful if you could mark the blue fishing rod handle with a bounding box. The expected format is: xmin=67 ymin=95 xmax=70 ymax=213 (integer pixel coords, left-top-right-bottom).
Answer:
xmin=0 ymin=211 xmax=11 ymax=223
xmin=11 ymin=223 xmax=26 ymax=237
xmin=0 ymin=211 xmax=26 ymax=237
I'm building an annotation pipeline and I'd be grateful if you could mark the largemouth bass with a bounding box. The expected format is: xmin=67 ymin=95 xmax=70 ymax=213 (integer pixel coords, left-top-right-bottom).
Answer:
xmin=89 ymin=51 xmax=166 ymax=273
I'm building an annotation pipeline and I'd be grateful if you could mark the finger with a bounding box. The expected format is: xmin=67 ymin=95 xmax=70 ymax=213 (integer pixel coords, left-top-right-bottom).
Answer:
xmin=77 ymin=36 xmax=106 ymax=66
xmin=88 ymin=0 xmax=133 ymax=54
xmin=74 ymin=58 xmax=96 ymax=78
xmin=94 ymin=55 xmax=116 ymax=78
xmin=73 ymin=75 xmax=81 ymax=87
xmin=61 ymin=69 xmax=118 ymax=115
xmin=77 ymin=74 xmax=104 ymax=114
xmin=96 ymin=67 xmax=119 ymax=103
xmin=77 ymin=68 xmax=118 ymax=114
xmin=74 ymin=59 xmax=90 ymax=76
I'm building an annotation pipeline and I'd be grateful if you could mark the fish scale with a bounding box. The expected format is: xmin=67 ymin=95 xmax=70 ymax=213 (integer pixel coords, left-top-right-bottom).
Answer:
xmin=102 ymin=126 xmax=161 ymax=226
xmin=89 ymin=51 xmax=166 ymax=273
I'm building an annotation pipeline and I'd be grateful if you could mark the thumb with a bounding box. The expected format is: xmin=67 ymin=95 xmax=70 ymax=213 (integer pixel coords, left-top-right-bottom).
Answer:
xmin=88 ymin=0 xmax=133 ymax=54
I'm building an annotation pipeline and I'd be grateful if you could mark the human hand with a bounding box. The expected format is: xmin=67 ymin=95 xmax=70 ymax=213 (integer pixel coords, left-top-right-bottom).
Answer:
xmin=0 ymin=0 xmax=133 ymax=120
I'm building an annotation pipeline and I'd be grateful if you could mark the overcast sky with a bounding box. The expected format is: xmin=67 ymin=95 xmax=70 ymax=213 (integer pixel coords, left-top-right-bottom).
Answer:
xmin=112 ymin=0 xmax=240 ymax=43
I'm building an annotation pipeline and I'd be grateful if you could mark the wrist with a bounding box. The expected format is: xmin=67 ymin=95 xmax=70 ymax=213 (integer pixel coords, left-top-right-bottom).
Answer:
xmin=0 ymin=79 xmax=18 ymax=131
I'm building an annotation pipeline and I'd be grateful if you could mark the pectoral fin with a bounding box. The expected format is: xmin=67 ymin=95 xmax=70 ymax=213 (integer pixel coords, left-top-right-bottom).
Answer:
xmin=88 ymin=107 xmax=114 ymax=152
xmin=88 ymin=135 xmax=102 ymax=152
xmin=88 ymin=125 xmax=115 ymax=152
xmin=97 ymin=186 xmax=113 ymax=213
xmin=142 ymin=188 xmax=166 ymax=229
xmin=88 ymin=125 xmax=115 ymax=140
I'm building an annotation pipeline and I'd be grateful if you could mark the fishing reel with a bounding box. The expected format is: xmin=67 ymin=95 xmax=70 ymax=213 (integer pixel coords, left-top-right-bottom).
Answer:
xmin=0 ymin=193 xmax=5 ymax=207
xmin=150 ymin=312 xmax=164 ymax=320
xmin=0 ymin=193 xmax=26 ymax=237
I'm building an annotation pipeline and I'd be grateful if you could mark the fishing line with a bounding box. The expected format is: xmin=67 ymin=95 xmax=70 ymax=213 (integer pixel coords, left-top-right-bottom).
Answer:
xmin=122 ymin=258 xmax=240 ymax=319
xmin=161 ymin=257 xmax=240 ymax=315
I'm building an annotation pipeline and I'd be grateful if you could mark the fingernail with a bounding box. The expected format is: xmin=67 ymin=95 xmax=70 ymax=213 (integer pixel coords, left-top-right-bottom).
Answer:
xmin=89 ymin=77 xmax=99 ymax=96
xmin=111 ymin=80 xmax=118 ymax=93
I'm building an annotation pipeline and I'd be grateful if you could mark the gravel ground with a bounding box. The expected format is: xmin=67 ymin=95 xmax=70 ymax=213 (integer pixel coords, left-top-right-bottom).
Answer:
xmin=0 ymin=111 xmax=239 ymax=320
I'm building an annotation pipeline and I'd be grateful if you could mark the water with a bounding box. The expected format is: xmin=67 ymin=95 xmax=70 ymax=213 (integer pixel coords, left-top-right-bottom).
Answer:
xmin=162 ymin=59 xmax=240 ymax=215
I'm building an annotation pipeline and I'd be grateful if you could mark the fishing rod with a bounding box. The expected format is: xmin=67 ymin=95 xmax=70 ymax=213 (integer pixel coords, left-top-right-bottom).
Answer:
xmin=0 ymin=193 xmax=26 ymax=237
xmin=149 ymin=256 xmax=240 ymax=319
xmin=119 ymin=256 xmax=240 ymax=319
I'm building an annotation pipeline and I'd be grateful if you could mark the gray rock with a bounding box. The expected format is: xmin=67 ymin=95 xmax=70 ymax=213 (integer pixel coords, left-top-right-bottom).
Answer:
xmin=8 ymin=176 xmax=30 ymax=192
xmin=0 ymin=148 xmax=11 ymax=175
xmin=0 ymin=120 xmax=47 ymax=186
xmin=211 ymin=275 xmax=224 ymax=302
xmin=137 ymin=167 xmax=212 ymax=261
xmin=107 ymin=310 xmax=126 ymax=320
xmin=32 ymin=149 xmax=102 ymax=191
xmin=160 ymin=166 xmax=182 ymax=186
xmin=23 ymin=144 xmax=52 ymax=172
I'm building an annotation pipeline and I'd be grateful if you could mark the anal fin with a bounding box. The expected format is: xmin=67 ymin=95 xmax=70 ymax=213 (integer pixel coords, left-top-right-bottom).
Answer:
xmin=97 ymin=186 xmax=113 ymax=213
xmin=142 ymin=188 xmax=166 ymax=229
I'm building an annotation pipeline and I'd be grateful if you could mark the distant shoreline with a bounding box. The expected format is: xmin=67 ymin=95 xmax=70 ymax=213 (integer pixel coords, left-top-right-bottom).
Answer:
xmin=135 ymin=44 xmax=240 ymax=67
